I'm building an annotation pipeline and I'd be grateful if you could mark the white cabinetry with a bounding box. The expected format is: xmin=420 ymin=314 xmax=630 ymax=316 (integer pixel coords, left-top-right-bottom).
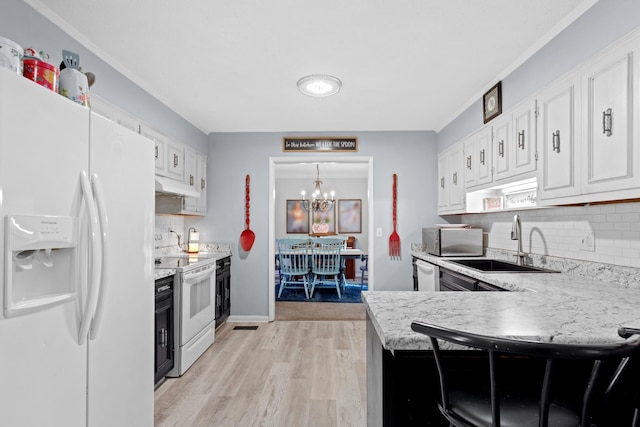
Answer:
xmin=494 ymin=99 xmax=537 ymax=182
xmin=537 ymin=72 xmax=582 ymax=202
xmin=581 ymin=35 xmax=640 ymax=196
xmin=438 ymin=143 xmax=465 ymax=214
xmin=196 ymin=153 xmax=207 ymax=213
xmin=538 ymin=30 xmax=640 ymax=205
xmin=142 ymin=125 xmax=184 ymax=181
xmin=463 ymin=98 xmax=537 ymax=191
xmin=165 ymin=140 xmax=185 ymax=180
xmin=181 ymin=149 xmax=207 ymax=214
xmin=492 ymin=115 xmax=511 ymax=182
xmin=463 ymin=127 xmax=492 ymax=188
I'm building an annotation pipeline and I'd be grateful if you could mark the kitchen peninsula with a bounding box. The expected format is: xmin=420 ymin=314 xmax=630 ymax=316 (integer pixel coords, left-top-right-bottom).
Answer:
xmin=363 ymin=252 xmax=640 ymax=426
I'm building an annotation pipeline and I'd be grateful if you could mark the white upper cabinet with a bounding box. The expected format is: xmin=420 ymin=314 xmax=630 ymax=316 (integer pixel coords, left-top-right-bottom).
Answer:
xmin=510 ymin=100 xmax=537 ymax=178
xmin=195 ymin=153 xmax=207 ymax=213
xmin=492 ymin=99 xmax=537 ymax=183
xmin=142 ymin=125 xmax=184 ymax=181
xmin=438 ymin=27 xmax=640 ymax=211
xmin=438 ymin=142 xmax=465 ymax=214
xmin=537 ymin=72 xmax=582 ymax=202
xmin=181 ymin=149 xmax=208 ymax=215
xmin=581 ymin=34 xmax=640 ymax=195
xmin=492 ymin=115 xmax=511 ymax=182
xmin=463 ymin=126 xmax=492 ymax=188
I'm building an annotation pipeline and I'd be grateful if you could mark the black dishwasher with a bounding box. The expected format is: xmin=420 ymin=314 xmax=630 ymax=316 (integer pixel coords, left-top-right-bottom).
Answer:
xmin=155 ymin=275 xmax=175 ymax=384
xmin=215 ymin=256 xmax=231 ymax=328
xmin=439 ymin=267 xmax=506 ymax=291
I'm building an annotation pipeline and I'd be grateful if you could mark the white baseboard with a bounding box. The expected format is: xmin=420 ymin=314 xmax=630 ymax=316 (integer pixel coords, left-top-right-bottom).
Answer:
xmin=226 ymin=315 xmax=269 ymax=323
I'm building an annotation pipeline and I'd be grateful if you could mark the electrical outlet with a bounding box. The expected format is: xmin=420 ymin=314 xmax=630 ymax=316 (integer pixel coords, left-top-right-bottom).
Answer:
xmin=580 ymin=231 xmax=595 ymax=251
xmin=376 ymin=227 xmax=383 ymax=237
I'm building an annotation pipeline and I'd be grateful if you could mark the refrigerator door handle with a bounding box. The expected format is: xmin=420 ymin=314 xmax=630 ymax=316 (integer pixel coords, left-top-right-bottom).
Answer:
xmin=89 ymin=173 xmax=108 ymax=341
xmin=78 ymin=171 xmax=103 ymax=346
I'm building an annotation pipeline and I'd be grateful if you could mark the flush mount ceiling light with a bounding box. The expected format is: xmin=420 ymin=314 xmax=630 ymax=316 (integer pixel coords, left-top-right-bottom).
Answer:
xmin=297 ymin=74 xmax=342 ymax=97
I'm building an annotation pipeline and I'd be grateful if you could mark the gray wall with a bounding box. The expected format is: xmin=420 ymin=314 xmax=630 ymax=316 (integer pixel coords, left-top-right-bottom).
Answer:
xmin=203 ymin=131 xmax=439 ymax=318
xmin=275 ymin=176 xmax=369 ymax=244
xmin=437 ymin=0 xmax=640 ymax=152
xmin=2 ymin=0 xmax=208 ymax=151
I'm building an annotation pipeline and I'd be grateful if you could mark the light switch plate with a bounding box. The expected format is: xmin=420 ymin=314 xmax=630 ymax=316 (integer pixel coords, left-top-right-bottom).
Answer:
xmin=376 ymin=227 xmax=383 ymax=237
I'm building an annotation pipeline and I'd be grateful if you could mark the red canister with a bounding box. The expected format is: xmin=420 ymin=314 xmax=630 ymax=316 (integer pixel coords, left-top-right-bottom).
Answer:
xmin=23 ymin=58 xmax=59 ymax=92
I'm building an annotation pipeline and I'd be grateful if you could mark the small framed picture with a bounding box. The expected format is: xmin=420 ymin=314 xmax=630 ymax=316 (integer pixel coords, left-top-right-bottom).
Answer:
xmin=338 ymin=199 xmax=362 ymax=233
xmin=286 ymin=200 xmax=309 ymax=234
xmin=483 ymin=81 xmax=502 ymax=124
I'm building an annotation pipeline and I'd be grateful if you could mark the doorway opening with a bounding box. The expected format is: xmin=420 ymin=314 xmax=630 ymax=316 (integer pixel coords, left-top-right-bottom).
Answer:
xmin=268 ymin=156 xmax=374 ymax=321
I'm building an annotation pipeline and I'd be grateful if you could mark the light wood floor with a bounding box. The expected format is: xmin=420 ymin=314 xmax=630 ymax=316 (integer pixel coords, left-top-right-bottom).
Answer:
xmin=154 ymin=320 xmax=367 ymax=427
xmin=275 ymin=301 xmax=366 ymax=321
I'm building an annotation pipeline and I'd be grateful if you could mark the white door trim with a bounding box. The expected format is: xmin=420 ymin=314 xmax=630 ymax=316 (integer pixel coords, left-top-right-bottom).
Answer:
xmin=268 ymin=156 xmax=374 ymax=321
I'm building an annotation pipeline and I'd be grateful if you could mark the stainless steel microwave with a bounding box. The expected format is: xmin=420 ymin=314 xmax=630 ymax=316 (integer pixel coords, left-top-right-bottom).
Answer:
xmin=422 ymin=227 xmax=483 ymax=257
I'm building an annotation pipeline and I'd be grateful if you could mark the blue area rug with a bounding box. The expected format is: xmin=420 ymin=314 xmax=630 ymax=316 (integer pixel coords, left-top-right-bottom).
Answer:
xmin=276 ymin=282 xmax=367 ymax=303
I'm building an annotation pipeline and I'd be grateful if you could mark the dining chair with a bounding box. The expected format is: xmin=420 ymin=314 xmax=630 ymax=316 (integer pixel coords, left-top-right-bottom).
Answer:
xmin=359 ymin=254 xmax=368 ymax=290
xmin=410 ymin=321 xmax=640 ymax=427
xmin=276 ymin=238 xmax=312 ymax=299
xmin=310 ymin=237 xmax=344 ymax=298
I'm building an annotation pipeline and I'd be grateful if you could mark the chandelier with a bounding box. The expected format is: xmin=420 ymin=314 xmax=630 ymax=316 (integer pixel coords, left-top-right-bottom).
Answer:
xmin=301 ymin=164 xmax=335 ymax=212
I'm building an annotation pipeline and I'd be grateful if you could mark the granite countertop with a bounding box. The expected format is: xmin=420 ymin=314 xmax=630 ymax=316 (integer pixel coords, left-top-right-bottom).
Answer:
xmin=155 ymin=269 xmax=176 ymax=280
xmin=363 ymin=251 xmax=640 ymax=352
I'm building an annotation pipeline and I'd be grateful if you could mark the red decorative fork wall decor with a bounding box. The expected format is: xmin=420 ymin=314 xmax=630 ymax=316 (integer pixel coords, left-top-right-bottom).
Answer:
xmin=389 ymin=173 xmax=401 ymax=258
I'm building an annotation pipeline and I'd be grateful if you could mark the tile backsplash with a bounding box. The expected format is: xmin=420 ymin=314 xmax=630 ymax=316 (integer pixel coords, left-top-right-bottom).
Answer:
xmin=154 ymin=214 xmax=185 ymax=250
xmin=462 ymin=201 xmax=640 ymax=268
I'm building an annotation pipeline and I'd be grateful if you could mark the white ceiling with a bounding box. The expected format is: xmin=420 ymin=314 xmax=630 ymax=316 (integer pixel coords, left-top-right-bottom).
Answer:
xmin=28 ymin=0 xmax=595 ymax=134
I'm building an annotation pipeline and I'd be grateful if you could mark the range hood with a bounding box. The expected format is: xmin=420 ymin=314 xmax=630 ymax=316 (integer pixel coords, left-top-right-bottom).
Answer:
xmin=155 ymin=176 xmax=200 ymax=198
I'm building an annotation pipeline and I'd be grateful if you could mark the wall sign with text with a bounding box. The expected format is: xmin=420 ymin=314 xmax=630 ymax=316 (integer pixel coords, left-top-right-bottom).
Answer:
xmin=283 ymin=137 xmax=358 ymax=152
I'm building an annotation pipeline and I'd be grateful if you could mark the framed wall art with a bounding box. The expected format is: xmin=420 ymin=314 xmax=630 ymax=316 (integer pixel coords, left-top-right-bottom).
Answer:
xmin=338 ymin=199 xmax=362 ymax=233
xmin=483 ymin=81 xmax=502 ymax=124
xmin=286 ymin=200 xmax=309 ymax=234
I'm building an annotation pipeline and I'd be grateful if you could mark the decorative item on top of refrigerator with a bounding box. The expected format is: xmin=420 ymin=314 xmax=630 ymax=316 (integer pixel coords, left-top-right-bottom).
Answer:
xmin=22 ymin=46 xmax=59 ymax=92
xmin=59 ymin=50 xmax=90 ymax=107
xmin=4 ymin=214 xmax=78 ymax=318
xmin=0 ymin=35 xmax=23 ymax=74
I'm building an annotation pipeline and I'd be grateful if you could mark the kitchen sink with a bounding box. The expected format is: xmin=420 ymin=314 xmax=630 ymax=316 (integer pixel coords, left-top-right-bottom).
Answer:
xmin=446 ymin=258 xmax=559 ymax=273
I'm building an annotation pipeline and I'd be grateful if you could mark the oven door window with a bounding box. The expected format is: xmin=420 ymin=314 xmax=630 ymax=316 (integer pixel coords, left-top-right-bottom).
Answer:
xmin=180 ymin=266 xmax=216 ymax=345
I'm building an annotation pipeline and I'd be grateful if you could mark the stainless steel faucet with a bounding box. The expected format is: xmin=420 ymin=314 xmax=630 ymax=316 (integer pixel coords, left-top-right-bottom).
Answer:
xmin=511 ymin=214 xmax=526 ymax=265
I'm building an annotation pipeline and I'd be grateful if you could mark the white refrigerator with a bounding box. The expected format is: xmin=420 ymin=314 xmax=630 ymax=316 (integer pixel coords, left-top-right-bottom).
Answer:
xmin=0 ymin=67 xmax=154 ymax=426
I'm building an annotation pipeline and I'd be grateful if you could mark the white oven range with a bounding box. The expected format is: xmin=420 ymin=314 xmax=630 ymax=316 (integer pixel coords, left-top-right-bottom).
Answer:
xmin=155 ymin=254 xmax=216 ymax=377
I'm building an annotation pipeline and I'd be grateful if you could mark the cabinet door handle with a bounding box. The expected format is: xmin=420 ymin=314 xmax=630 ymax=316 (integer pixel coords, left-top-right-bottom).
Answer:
xmin=452 ymin=172 xmax=457 ymax=185
xmin=173 ymin=154 xmax=179 ymax=168
xmin=518 ymin=130 xmax=525 ymax=149
xmin=440 ymin=177 xmax=445 ymax=189
xmin=480 ymin=149 xmax=485 ymax=165
xmin=201 ymin=178 xmax=205 ymax=190
xmin=498 ymin=140 xmax=504 ymax=157
xmin=190 ymin=174 xmax=194 ymax=186
xmin=603 ymin=108 xmax=613 ymax=137
xmin=552 ymin=130 xmax=561 ymax=153
xmin=466 ymin=156 xmax=472 ymax=170
xmin=155 ymin=145 xmax=158 ymax=160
